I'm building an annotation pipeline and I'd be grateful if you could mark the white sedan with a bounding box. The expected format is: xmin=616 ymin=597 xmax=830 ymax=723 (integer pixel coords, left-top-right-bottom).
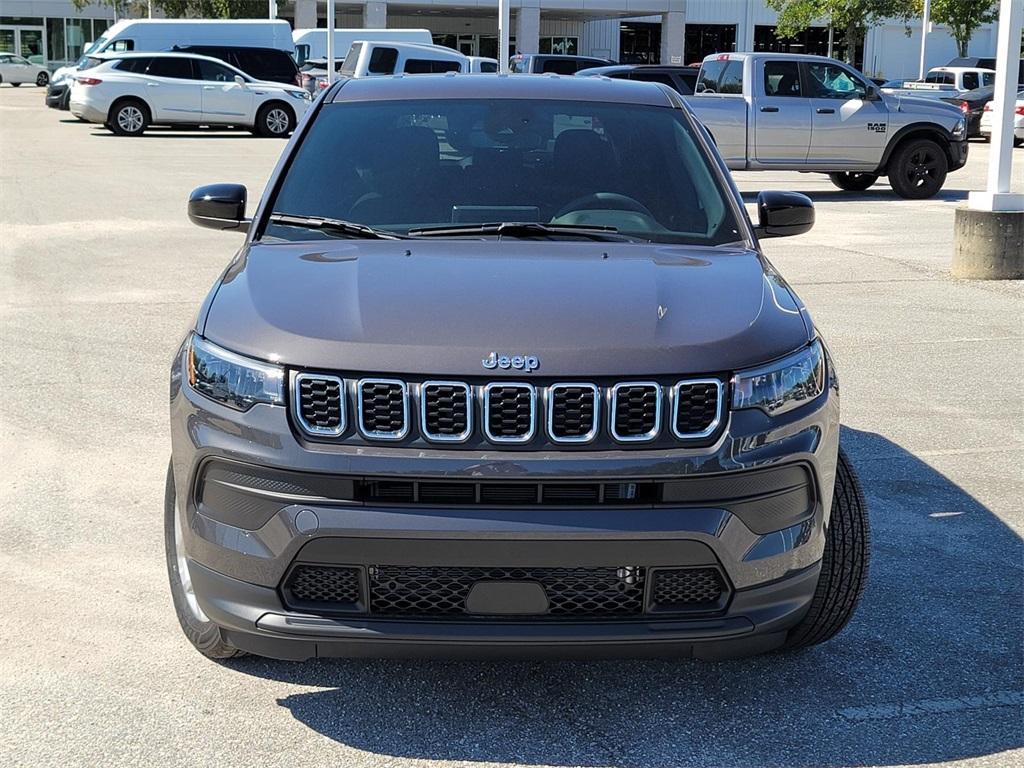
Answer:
xmin=979 ymin=89 xmax=1024 ymax=147
xmin=0 ymin=52 xmax=49 ymax=87
xmin=69 ymin=51 xmax=311 ymax=137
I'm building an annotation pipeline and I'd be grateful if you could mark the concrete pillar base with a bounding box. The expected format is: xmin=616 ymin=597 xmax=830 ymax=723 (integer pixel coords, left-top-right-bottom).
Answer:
xmin=364 ymin=1 xmax=387 ymax=29
xmin=515 ymin=5 xmax=540 ymax=56
xmin=953 ymin=207 xmax=1024 ymax=280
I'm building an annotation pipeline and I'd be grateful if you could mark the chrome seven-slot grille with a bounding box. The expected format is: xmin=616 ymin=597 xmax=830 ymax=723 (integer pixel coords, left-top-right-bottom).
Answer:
xmin=292 ymin=373 xmax=724 ymax=446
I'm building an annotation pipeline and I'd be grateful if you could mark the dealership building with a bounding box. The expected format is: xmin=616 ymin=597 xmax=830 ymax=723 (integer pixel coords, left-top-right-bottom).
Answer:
xmin=2 ymin=0 xmax=1005 ymax=79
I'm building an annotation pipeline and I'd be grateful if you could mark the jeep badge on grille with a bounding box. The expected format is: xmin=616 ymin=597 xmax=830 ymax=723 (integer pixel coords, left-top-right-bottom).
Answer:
xmin=482 ymin=352 xmax=540 ymax=372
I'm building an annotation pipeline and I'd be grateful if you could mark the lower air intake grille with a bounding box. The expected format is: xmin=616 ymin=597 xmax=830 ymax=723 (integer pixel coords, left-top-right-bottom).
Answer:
xmin=283 ymin=565 xmax=361 ymax=609
xmin=368 ymin=565 xmax=646 ymax=618
xmin=650 ymin=567 xmax=726 ymax=610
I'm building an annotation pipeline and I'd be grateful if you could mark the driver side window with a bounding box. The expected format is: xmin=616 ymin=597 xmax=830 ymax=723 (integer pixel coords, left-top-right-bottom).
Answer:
xmin=805 ymin=62 xmax=867 ymax=99
xmin=196 ymin=59 xmax=237 ymax=82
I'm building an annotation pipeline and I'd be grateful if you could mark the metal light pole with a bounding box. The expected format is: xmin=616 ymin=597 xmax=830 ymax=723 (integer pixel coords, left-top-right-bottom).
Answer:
xmin=326 ymin=0 xmax=336 ymax=85
xmin=269 ymin=1 xmax=277 ymax=19
xmin=917 ymin=0 xmax=931 ymax=80
xmin=826 ymin=25 xmax=834 ymax=59
xmin=498 ymin=0 xmax=510 ymax=73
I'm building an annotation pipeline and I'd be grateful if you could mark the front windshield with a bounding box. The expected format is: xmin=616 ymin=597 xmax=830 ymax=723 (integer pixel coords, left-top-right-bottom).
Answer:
xmin=264 ymin=98 xmax=742 ymax=245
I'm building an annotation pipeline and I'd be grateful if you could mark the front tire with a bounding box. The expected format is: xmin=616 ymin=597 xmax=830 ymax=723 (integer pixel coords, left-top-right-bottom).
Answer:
xmin=108 ymin=99 xmax=149 ymax=136
xmin=254 ymin=101 xmax=295 ymax=138
xmin=782 ymin=448 xmax=870 ymax=650
xmin=828 ymin=172 xmax=878 ymax=192
xmin=165 ymin=461 xmax=245 ymax=660
xmin=36 ymin=72 xmax=49 ymax=86
xmin=887 ymin=138 xmax=948 ymax=199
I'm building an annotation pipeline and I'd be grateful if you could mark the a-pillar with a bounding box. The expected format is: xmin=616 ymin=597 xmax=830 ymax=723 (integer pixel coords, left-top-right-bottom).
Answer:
xmin=660 ymin=7 xmax=685 ymax=66
xmin=515 ymin=3 xmax=540 ymax=55
xmin=364 ymin=1 xmax=387 ymax=28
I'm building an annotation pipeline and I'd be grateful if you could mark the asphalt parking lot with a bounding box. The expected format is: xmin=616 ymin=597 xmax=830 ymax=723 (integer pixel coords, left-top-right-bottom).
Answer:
xmin=1 ymin=84 xmax=1022 ymax=768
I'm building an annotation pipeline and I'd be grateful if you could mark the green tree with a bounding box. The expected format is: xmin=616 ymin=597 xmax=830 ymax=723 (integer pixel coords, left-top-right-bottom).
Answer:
xmin=72 ymin=0 xmax=269 ymax=18
xmin=928 ymin=0 xmax=998 ymax=56
xmin=766 ymin=0 xmax=918 ymax=65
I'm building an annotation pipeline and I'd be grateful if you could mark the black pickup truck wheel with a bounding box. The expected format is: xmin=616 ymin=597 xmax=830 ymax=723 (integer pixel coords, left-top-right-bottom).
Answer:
xmin=782 ymin=448 xmax=870 ymax=650
xmin=888 ymin=138 xmax=948 ymax=199
xmin=828 ymin=172 xmax=878 ymax=192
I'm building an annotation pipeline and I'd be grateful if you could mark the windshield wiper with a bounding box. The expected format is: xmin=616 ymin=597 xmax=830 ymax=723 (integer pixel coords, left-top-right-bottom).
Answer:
xmin=407 ymin=221 xmax=641 ymax=242
xmin=269 ymin=213 xmax=406 ymax=240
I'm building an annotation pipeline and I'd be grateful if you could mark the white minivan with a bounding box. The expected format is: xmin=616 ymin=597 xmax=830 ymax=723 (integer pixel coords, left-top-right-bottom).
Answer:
xmin=292 ymin=28 xmax=431 ymax=65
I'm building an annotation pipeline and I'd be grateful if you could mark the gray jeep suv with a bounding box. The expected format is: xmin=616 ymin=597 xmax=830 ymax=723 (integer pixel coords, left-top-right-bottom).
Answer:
xmin=168 ymin=75 xmax=869 ymax=661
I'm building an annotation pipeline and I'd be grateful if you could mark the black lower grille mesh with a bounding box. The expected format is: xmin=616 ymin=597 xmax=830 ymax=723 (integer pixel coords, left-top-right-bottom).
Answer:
xmin=284 ymin=565 xmax=361 ymax=607
xmin=650 ymin=567 xmax=726 ymax=610
xmin=368 ymin=565 xmax=646 ymax=617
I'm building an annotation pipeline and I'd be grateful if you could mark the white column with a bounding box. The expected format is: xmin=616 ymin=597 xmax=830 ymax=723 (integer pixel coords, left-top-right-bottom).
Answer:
xmin=326 ymin=0 xmax=335 ymax=84
xmin=294 ymin=0 xmax=317 ymax=29
xmin=917 ymin=0 xmax=931 ymax=80
xmin=660 ymin=10 xmax=685 ymax=66
xmin=968 ymin=0 xmax=1024 ymax=212
xmin=364 ymin=1 xmax=387 ymax=29
xmin=515 ymin=5 xmax=541 ymax=56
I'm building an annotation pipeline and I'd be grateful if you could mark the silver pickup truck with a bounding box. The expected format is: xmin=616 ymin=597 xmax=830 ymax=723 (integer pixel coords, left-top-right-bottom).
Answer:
xmin=685 ymin=52 xmax=968 ymax=198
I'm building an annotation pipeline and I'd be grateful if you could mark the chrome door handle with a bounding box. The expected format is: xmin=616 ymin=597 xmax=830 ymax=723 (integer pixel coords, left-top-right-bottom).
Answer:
xmin=760 ymin=106 xmax=779 ymax=113
xmin=203 ymin=85 xmax=215 ymax=90
xmin=816 ymin=107 xmax=836 ymax=114
xmin=146 ymin=82 xmax=159 ymax=87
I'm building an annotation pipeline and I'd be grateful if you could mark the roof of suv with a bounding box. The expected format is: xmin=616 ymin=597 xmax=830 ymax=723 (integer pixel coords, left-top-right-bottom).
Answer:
xmin=329 ymin=73 xmax=675 ymax=106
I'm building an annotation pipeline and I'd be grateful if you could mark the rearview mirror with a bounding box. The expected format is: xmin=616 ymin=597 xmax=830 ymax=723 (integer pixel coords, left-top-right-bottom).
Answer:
xmin=188 ymin=183 xmax=250 ymax=232
xmin=754 ymin=191 xmax=814 ymax=238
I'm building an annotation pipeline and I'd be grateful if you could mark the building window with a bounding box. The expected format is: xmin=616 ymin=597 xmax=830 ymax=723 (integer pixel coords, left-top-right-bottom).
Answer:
xmin=619 ymin=22 xmax=660 ymax=64
xmin=540 ymin=36 xmax=578 ymax=56
xmin=684 ymin=24 xmax=736 ymax=66
xmin=46 ymin=18 xmax=65 ymax=64
xmin=753 ymin=25 xmax=864 ymax=71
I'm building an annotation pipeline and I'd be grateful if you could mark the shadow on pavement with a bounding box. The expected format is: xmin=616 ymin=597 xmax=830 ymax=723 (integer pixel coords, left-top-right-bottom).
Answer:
xmin=229 ymin=427 xmax=1023 ymax=767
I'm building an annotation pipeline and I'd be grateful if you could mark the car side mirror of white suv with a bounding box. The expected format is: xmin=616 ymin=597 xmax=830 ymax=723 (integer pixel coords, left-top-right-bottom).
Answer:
xmin=233 ymin=75 xmax=246 ymax=88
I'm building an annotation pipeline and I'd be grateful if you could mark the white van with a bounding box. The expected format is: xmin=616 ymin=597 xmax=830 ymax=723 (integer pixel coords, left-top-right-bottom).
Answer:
xmin=339 ymin=41 xmax=473 ymax=77
xmin=52 ymin=19 xmax=294 ymax=85
xmin=292 ymin=28 xmax=431 ymax=65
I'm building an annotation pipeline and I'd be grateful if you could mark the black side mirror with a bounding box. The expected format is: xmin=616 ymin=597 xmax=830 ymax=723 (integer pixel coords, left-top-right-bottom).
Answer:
xmin=188 ymin=183 xmax=249 ymax=232
xmin=754 ymin=191 xmax=814 ymax=238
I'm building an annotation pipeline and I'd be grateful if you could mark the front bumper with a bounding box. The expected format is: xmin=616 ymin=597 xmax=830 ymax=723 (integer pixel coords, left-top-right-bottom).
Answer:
xmin=169 ymin=348 xmax=841 ymax=660
xmin=949 ymin=138 xmax=969 ymax=170
xmin=45 ymin=83 xmax=68 ymax=109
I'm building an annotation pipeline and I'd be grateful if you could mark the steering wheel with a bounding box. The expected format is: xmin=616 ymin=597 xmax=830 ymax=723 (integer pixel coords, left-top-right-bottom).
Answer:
xmin=555 ymin=192 xmax=656 ymax=220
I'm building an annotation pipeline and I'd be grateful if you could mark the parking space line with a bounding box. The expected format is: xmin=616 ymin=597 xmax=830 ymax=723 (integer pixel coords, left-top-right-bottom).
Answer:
xmin=839 ymin=690 xmax=1024 ymax=721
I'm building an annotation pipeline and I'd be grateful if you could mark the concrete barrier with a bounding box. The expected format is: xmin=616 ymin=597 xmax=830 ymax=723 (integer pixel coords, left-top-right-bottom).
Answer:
xmin=952 ymin=208 xmax=1024 ymax=280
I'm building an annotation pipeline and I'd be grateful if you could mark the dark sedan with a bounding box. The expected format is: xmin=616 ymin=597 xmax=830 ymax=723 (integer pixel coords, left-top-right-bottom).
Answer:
xmin=576 ymin=63 xmax=700 ymax=95
xmin=941 ymin=85 xmax=994 ymax=139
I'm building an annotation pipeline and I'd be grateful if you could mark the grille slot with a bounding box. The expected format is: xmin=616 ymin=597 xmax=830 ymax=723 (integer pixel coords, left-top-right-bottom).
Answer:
xmin=283 ymin=565 xmax=362 ymax=610
xmin=367 ymin=565 xmax=647 ymax=618
xmin=421 ymin=381 xmax=472 ymax=442
xmin=650 ymin=567 xmax=727 ymax=611
xmin=293 ymin=373 xmax=346 ymax=436
xmin=479 ymin=484 xmax=538 ymax=505
xmin=672 ymin=379 xmax=724 ymax=439
xmin=357 ymin=378 xmax=409 ymax=440
xmin=483 ymin=383 xmax=536 ymax=443
xmin=610 ymin=382 xmax=662 ymax=442
xmin=548 ymin=383 xmax=599 ymax=443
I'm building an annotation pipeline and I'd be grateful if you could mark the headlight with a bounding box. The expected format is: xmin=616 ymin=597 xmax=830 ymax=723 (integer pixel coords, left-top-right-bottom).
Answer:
xmin=186 ymin=334 xmax=284 ymax=411
xmin=952 ymin=118 xmax=966 ymax=139
xmin=287 ymin=89 xmax=311 ymax=101
xmin=732 ymin=340 xmax=825 ymax=416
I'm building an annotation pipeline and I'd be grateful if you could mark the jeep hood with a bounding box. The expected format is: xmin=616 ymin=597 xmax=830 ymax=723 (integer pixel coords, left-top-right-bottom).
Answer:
xmin=202 ymin=240 xmax=812 ymax=377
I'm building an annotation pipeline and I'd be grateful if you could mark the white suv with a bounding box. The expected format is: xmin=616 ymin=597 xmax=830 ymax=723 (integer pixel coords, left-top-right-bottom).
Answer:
xmin=69 ymin=52 xmax=311 ymax=137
